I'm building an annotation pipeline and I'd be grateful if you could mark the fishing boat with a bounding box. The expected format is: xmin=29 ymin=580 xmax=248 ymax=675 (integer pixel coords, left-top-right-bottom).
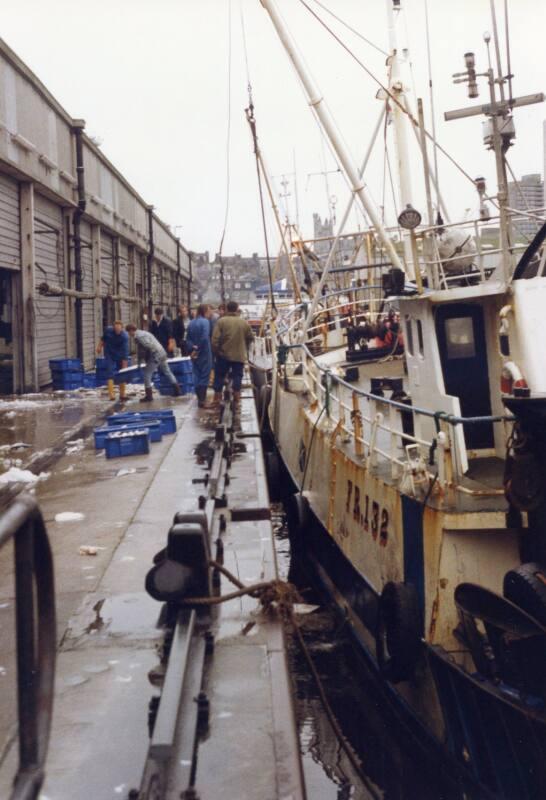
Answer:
xmin=250 ymin=1 xmax=546 ymax=796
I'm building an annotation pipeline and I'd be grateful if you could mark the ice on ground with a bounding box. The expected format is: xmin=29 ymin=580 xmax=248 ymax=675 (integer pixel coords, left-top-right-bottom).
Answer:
xmin=62 ymin=465 xmax=75 ymax=473
xmin=66 ymin=438 xmax=85 ymax=454
xmin=116 ymin=467 xmax=136 ymax=477
xmin=0 ymin=442 xmax=31 ymax=451
xmin=0 ymin=467 xmax=49 ymax=485
xmin=55 ymin=511 xmax=85 ymax=522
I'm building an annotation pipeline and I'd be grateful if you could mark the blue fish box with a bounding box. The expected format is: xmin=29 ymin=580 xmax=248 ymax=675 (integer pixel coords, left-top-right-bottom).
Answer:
xmin=105 ymin=429 xmax=150 ymax=459
xmin=115 ymin=365 xmax=142 ymax=385
xmin=107 ymin=410 xmax=177 ymax=435
xmin=49 ymin=358 xmax=82 ymax=372
xmin=167 ymin=357 xmax=193 ymax=376
xmin=53 ymin=377 xmax=84 ymax=391
xmin=94 ymin=420 xmax=162 ymax=449
xmin=82 ymin=373 xmax=97 ymax=388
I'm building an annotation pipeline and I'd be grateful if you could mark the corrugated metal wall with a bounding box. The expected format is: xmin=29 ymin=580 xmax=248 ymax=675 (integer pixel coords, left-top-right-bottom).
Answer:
xmin=80 ymin=220 xmax=95 ymax=371
xmin=0 ymin=174 xmax=20 ymax=271
xmin=34 ymin=194 xmax=66 ymax=385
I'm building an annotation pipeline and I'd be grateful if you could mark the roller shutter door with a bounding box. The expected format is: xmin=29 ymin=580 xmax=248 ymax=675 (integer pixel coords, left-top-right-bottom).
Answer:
xmin=80 ymin=220 xmax=95 ymax=371
xmin=34 ymin=195 xmax=67 ymax=386
xmin=0 ymin=174 xmax=20 ymax=271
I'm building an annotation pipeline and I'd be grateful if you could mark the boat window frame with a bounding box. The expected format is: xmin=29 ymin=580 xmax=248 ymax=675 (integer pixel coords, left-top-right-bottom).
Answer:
xmin=405 ymin=314 xmax=414 ymax=356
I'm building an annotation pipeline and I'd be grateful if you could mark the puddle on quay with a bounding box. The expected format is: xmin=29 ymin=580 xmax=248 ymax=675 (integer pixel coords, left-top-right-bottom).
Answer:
xmin=272 ymin=505 xmax=466 ymax=800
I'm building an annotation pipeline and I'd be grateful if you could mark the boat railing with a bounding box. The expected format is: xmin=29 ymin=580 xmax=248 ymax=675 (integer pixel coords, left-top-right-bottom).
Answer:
xmin=279 ymin=341 xmax=512 ymax=497
xmin=0 ymin=495 xmax=56 ymax=800
xmin=277 ymin=286 xmax=392 ymax=346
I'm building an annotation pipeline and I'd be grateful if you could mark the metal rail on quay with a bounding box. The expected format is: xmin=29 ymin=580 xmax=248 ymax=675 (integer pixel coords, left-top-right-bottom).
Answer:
xmin=0 ymin=387 xmax=305 ymax=800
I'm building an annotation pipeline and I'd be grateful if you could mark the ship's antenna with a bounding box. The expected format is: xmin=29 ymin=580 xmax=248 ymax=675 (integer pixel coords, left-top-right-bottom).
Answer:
xmin=489 ymin=0 xmax=506 ymax=101
xmin=424 ymin=0 xmax=440 ymax=214
xmin=504 ymin=0 xmax=514 ymax=105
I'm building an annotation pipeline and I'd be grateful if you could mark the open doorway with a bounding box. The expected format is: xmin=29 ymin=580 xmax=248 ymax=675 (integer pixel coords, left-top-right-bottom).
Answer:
xmin=0 ymin=270 xmax=13 ymax=394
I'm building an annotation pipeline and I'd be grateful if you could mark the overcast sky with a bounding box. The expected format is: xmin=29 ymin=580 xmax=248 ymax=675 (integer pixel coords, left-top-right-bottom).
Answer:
xmin=2 ymin=0 xmax=545 ymax=257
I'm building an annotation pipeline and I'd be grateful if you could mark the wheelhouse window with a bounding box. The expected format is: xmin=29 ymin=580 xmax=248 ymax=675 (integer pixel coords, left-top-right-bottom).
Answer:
xmin=445 ymin=317 xmax=476 ymax=359
xmin=416 ymin=319 xmax=424 ymax=356
xmin=405 ymin=315 xmax=414 ymax=356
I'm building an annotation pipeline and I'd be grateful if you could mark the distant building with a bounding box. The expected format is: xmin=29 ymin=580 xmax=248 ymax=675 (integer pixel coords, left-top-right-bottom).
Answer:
xmin=507 ymin=173 xmax=544 ymax=239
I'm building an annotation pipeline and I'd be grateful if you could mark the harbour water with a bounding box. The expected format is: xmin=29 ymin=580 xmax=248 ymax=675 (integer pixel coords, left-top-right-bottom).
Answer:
xmin=273 ymin=507 xmax=468 ymax=800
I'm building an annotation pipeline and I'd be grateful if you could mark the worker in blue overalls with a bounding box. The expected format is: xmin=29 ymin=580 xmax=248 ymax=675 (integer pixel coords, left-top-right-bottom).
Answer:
xmin=97 ymin=320 xmax=129 ymax=402
xmin=186 ymin=304 xmax=213 ymax=407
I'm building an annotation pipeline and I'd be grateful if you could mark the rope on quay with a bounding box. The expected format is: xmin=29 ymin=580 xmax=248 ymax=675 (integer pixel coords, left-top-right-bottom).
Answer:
xmin=183 ymin=560 xmax=382 ymax=798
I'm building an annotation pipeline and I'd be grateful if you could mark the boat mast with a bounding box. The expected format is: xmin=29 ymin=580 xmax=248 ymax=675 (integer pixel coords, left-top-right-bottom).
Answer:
xmin=259 ymin=0 xmax=405 ymax=275
xmin=385 ymin=0 xmax=415 ymax=277
xmin=445 ymin=2 xmax=544 ymax=281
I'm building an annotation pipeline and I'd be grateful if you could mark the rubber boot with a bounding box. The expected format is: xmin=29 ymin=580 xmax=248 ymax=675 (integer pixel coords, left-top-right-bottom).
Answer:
xmin=172 ymin=382 xmax=181 ymax=397
xmin=233 ymin=391 xmax=241 ymax=406
xmin=211 ymin=391 xmax=222 ymax=406
xmin=107 ymin=378 xmax=116 ymax=401
xmin=119 ymin=383 xmax=127 ymax=402
xmin=140 ymin=386 xmax=153 ymax=403
xmin=196 ymin=386 xmax=207 ymax=408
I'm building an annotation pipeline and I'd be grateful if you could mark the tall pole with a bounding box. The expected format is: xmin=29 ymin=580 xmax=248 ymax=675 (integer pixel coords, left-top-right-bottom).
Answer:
xmin=386 ymin=0 xmax=414 ymax=277
xmin=259 ymin=0 xmax=405 ymax=274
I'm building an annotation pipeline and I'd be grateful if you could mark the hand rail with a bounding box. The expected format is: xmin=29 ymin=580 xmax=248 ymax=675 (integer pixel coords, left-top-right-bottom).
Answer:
xmin=272 ymin=340 xmax=513 ymax=492
xmin=0 ymin=495 xmax=56 ymax=800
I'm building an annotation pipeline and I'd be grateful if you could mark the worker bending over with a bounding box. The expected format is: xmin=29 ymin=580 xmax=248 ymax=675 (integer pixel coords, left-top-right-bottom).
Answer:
xmin=97 ymin=320 xmax=129 ymax=402
xmin=125 ymin=323 xmax=181 ymax=402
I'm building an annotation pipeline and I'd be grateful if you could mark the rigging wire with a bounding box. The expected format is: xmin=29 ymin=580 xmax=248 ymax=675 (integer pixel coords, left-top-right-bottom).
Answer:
xmin=296 ymin=0 xmax=477 ymax=189
xmin=308 ymin=0 xmax=388 ymax=57
xmin=240 ymin=3 xmax=277 ymax=313
xmin=217 ymin=0 xmax=233 ymax=303
xmin=424 ymin=0 xmax=440 ymax=212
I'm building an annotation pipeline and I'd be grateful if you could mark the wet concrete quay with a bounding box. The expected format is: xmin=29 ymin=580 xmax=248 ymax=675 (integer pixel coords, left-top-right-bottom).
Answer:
xmin=0 ymin=387 xmax=304 ymax=800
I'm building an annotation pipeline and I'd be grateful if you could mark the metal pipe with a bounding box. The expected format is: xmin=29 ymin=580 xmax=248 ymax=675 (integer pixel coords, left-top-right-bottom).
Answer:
xmin=72 ymin=119 xmax=86 ymax=362
xmin=259 ymin=0 xmax=404 ymax=273
xmin=146 ymin=205 xmax=154 ymax=323
xmin=176 ymin=238 xmax=181 ymax=307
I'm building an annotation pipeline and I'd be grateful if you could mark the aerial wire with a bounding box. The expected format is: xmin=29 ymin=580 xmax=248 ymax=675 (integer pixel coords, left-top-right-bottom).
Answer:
xmin=296 ymin=0 xmax=478 ymax=189
xmin=218 ymin=0 xmax=233 ymax=303
xmin=424 ymin=0 xmax=441 ymax=215
xmin=308 ymin=0 xmax=388 ymax=57
xmin=240 ymin=1 xmax=277 ymax=313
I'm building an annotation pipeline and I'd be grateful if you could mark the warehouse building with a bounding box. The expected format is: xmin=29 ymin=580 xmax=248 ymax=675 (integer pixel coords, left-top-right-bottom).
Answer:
xmin=0 ymin=39 xmax=191 ymax=394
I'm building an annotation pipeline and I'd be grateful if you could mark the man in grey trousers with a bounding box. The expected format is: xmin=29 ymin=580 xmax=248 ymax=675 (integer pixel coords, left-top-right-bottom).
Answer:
xmin=126 ymin=323 xmax=181 ymax=402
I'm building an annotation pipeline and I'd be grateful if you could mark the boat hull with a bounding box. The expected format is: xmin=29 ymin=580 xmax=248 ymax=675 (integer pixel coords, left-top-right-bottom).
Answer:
xmin=259 ymin=378 xmax=546 ymax=800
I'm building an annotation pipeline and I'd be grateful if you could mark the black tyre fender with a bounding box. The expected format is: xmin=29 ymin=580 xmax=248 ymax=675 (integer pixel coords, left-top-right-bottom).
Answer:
xmin=286 ymin=492 xmax=310 ymax=538
xmin=258 ymin=384 xmax=272 ymax=430
xmin=376 ymin=582 xmax=423 ymax=683
xmin=503 ymin=562 xmax=546 ymax=625
xmin=265 ymin=449 xmax=281 ymax=502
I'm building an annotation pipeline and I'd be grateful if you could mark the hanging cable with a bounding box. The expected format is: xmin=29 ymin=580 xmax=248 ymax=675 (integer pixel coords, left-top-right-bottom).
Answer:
xmin=217 ymin=0 xmax=233 ymax=303
xmin=309 ymin=0 xmax=388 ymax=57
xmin=240 ymin=3 xmax=277 ymax=313
xmin=246 ymin=102 xmax=277 ymax=315
xmin=296 ymin=0 xmax=477 ymax=189
xmin=424 ymin=0 xmax=441 ymax=212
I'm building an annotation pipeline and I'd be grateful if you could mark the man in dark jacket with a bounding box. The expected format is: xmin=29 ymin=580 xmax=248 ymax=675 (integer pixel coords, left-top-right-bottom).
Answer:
xmin=211 ymin=301 xmax=254 ymax=404
xmin=172 ymin=304 xmax=189 ymax=353
xmin=97 ymin=320 xmax=129 ymax=401
xmin=150 ymin=307 xmax=174 ymax=353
